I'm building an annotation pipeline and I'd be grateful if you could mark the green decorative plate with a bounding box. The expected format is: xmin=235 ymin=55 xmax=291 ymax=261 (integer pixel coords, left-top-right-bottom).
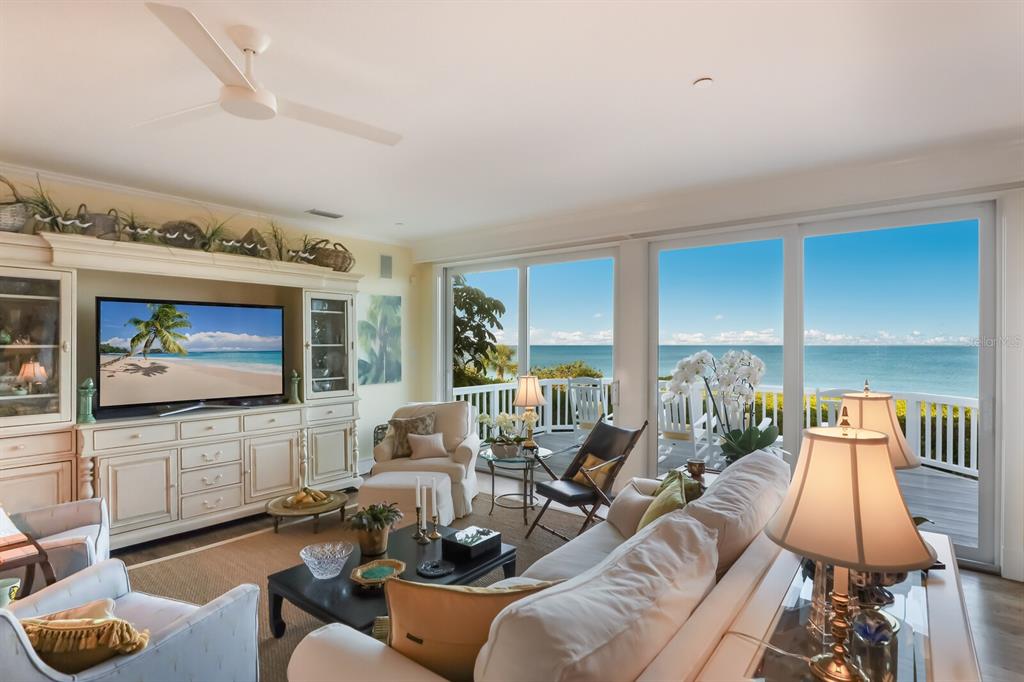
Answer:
xmin=351 ymin=559 xmax=406 ymax=588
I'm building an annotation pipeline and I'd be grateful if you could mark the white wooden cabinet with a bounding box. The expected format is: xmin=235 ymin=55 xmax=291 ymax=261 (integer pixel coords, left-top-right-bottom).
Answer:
xmin=307 ymin=423 xmax=353 ymax=487
xmin=99 ymin=450 xmax=178 ymax=532
xmin=0 ymin=460 xmax=73 ymax=512
xmin=244 ymin=431 xmax=300 ymax=503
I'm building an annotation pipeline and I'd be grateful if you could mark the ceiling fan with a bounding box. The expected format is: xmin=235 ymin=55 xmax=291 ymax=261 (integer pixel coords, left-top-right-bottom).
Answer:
xmin=136 ymin=2 xmax=402 ymax=146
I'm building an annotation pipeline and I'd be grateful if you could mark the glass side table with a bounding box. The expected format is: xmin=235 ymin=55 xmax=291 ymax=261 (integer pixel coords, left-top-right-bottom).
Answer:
xmin=480 ymin=447 xmax=553 ymax=525
xmin=753 ymin=562 xmax=929 ymax=681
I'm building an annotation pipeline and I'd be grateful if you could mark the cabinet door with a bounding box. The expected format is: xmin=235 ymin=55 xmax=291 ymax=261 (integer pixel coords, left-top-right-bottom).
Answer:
xmin=0 ymin=460 xmax=73 ymax=513
xmin=307 ymin=423 xmax=353 ymax=486
xmin=303 ymin=291 xmax=355 ymax=400
xmin=245 ymin=432 xmax=299 ymax=502
xmin=0 ymin=266 xmax=74 ymax=428
xmin=99 ymin=451 xmax=177 ymax=532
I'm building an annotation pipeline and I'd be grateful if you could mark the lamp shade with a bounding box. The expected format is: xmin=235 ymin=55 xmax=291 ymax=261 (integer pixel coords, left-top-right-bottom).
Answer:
xmin=765 ymin=427 xmax=935 ymax=572
xmin=838 ymin=390 xmax=919 ymax=469
xmin=17 ymin=360 xmax=47 ymax=383
xmin=512 ymin=375 xmax=546 ymax=408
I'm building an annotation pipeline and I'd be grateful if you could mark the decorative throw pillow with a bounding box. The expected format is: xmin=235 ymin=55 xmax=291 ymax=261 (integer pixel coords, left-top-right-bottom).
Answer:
xmin=407 ymin=432 xmax=448 ymax=460
xmin=606 ymin=481 xmax=656 ymax=537
xmin=384 ymin=578 xmax=555 ymax=682
xmin=655 ymin=469 xmax=704 ymax=502
xmin=637 ymin=476 xmax=689 ymax=530
xmin=20 ymin=598 xmax=149 ymax=674
xmin=388 ymin=413 xmax=436 ymax=458
xmin=570 ymin=453 xmax=614 ymax=490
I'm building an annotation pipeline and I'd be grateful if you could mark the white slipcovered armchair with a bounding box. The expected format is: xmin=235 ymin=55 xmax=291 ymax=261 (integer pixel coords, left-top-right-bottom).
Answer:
xmin=1 ymin=499 xmax=110 ymax=594
xmin=1 ymin=559 xmax=259 ymax=681
xmin=372 ymin=401 xmax=480 ymax=517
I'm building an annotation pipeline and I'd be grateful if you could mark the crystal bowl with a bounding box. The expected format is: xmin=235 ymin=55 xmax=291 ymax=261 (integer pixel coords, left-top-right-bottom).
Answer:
xmin=299 ymin=541 xmax=355 ymax=580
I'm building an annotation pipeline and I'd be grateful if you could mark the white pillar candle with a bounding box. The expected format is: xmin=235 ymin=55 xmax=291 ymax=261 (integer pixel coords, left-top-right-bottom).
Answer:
xmin=415 ymin=477 xmax=421 ymax=508
xmin=432 ymin=481 xmax=438 ymax=517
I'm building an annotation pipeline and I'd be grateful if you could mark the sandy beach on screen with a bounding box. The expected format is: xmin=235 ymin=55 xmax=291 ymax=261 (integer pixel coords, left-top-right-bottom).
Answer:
xmin=99 ymin=355 xmax=281 ymax=405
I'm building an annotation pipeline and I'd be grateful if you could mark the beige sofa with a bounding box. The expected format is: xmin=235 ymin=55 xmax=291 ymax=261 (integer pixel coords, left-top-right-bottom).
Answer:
xmin=289 ymin=451 xmax=791 ymax=681
xmin=372 ymin=401 xmax=481 ymax=518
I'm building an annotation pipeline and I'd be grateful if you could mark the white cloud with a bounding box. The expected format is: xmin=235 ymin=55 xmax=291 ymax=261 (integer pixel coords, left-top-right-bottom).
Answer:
xmin=714 ymin=314 xmax=724 ymax=321
xmin=804 ymin=329 xmax=972 ymax=346
xmin=531 ymin=328 xmax=613 ymax=345
xmin=668 ymin=332 xmax=706 ymax=344
xmin=714 ymin=329 xmax=780 ymax=344
xmin=102 ymin=331 xmax=282 ymax=352
xmin=593 ymin=313 xmax=603 ymax=319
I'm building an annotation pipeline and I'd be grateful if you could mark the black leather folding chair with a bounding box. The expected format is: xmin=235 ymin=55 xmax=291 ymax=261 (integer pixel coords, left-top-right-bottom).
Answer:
xmin=526 ymin=416 xmax=648 ymax=541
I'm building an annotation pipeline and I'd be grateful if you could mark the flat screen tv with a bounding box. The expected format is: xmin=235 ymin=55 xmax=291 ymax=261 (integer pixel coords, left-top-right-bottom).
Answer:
xmin=96 ymin=297 xmax=284 ymax=409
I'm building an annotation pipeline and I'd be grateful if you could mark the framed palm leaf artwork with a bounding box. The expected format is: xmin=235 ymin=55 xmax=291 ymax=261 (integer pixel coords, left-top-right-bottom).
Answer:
xmin=358 ymin=295 xmax=402 ymax=385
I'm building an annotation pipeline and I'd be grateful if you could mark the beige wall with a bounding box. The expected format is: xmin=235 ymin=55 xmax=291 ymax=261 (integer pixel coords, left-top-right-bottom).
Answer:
xmin=1 ymin=168 xmax=429 ymax=468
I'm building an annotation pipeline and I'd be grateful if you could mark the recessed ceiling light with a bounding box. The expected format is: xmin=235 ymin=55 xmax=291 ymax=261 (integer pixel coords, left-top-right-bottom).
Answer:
xmin=395 ymin=222 xmax=405 ymax=227
xmin=692 ymin=77 xmax=714 ymax=89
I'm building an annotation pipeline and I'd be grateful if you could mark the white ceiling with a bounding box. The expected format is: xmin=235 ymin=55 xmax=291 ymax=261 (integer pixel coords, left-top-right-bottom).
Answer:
xmin=1 ymin=1 xmax=1021 ymax=244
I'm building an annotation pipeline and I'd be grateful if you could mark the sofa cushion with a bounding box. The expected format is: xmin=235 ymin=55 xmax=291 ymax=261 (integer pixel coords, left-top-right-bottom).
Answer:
xmin=521 ymin=521 xmax=625 ymax=582
xmin=637 ymin=478 xmax=688 ymax=530
xmin=408 ymin=432 xmax=448 ymax=460
xmin=681 ymin=449 xmax=790 ymax=577
xmin=372 ymin=456 xmax=466 ymax=483
xmin=384 ymin=579 xmax=554 ymax=682
xmin=477 ymin=511 xmax=717 ymax=682
xmin=606 ymin=481 xmax=655 ymax=537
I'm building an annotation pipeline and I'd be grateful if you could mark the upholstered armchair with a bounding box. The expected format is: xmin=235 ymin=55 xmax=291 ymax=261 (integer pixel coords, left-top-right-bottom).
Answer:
xmin=372 ymin=401 xmax=480 ymax=517
xmin=1 ymin=559 xmax=259 ymax=681
xmin=1 ymin=499 xmax=111 ymax=594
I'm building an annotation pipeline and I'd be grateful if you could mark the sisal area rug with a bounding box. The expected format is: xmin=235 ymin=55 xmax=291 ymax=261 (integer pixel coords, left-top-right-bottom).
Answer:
xmin=120 ymin=494 xmax=582 ymax=682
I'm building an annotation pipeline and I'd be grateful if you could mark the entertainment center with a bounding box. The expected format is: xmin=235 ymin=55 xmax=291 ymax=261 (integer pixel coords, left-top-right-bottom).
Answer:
xmin=0 ymin=231 xmax=363 ymax=548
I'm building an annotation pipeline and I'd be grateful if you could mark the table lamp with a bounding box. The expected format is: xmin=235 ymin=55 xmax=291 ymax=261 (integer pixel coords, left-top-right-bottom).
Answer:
xmin=837 ymin=380 xmax=919 ymax=469
xmin=17 ymin=359 xmax=48 ymax=394
xmin=513 ymin=375 xmax=546 ymax=449
xmin=765 ymin=426 xmax=935 ymax=682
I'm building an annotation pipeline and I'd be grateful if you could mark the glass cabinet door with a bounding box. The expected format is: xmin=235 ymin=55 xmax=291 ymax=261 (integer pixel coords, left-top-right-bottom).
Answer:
xmin=304 ymin=292 xmax=354 ymax=399
xmin=0 ymin=266 xmax=73 ymax=426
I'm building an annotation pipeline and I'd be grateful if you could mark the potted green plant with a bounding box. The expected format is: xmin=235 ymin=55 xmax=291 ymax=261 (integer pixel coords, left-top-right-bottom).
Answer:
xmin=348 ymin=502 xmax=403 ymax=556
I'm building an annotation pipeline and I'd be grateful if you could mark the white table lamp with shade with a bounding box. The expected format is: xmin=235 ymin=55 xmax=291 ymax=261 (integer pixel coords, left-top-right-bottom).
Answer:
xmin=17 ymin=359 xmax=47 ymax=394
xmin=765 ymin=425 xmax=935 ymax=682
xmin=513 ymin=375 xmax=547 ymax=450
xmin=837 ymin=380 xmax=920 ymax=470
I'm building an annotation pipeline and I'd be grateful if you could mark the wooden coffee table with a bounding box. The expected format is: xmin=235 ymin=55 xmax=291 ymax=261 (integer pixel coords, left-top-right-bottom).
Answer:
xmin=0 ymin=532 xmax=56 ymax=595
xmin=267 ymin=524 xmax=517 ymax=636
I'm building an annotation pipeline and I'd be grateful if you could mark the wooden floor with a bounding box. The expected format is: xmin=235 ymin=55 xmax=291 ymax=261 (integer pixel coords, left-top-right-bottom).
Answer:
xmin=512 ymin=430 xmax=981 ymax=548
xmin=959 ymin=570 xmax=1024 ymax=682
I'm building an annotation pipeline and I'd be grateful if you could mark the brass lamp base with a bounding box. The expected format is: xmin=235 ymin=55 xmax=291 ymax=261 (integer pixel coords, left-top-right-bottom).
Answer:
xmin=808 ymin=653 xmax=864 ymax=682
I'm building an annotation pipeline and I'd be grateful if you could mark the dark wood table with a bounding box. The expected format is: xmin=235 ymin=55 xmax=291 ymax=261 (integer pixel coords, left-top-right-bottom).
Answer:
xmin=0 ymin=532 xmax=56 ymax=595
xmin=268 ymin=524 xmax=517 ymax=637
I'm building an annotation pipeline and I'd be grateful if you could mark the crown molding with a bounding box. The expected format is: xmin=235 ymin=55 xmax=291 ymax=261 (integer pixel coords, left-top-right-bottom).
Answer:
xmin=0 ymin=160 xmax=410 ymax=248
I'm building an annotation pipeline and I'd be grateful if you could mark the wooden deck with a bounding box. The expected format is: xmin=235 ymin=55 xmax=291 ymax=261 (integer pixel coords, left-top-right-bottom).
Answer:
xmin=504 ymin=429 xmax=980 ymax=548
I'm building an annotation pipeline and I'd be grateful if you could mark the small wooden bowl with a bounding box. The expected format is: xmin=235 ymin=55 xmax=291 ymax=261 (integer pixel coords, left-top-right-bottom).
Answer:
xmin=351 ymin=559 xmax=406 ymax=588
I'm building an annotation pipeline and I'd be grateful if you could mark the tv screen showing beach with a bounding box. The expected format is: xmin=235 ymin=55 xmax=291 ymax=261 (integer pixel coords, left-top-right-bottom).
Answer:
xmin=97 ymin=299 xmax=284 ymax=408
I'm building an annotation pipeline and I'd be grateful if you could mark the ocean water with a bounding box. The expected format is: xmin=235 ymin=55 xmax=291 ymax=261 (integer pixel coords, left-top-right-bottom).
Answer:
xmin=149 ymin=350 xmax=282 ymax=375
xmin=520 ymin=345 xmax=978 ymax=397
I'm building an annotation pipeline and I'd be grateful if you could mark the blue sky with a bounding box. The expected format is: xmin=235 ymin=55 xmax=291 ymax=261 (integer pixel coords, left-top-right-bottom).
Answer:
xmin=463 ymin=219 xmax=979 ymax=346
xmin=99 ymin=301 xmax=283 ymax=351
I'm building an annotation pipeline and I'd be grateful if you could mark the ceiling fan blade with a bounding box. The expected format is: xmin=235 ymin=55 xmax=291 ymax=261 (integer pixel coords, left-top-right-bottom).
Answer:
xmin=145 ymin=2 xmax=254 ymax=91
xmin=132 ymin=101 xmax=220 ymax=130
xmin=278 ymin=98 xmax=402 ymax=146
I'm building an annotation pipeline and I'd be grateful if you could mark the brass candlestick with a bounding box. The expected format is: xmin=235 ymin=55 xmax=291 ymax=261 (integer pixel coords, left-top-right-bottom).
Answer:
xmin=809 ymin=566 xmax=862 ymax=682
xmin=414 ymin=507 xmax=430 ymax=544
xmin=428 ymin=514 xmax=442 ymax=540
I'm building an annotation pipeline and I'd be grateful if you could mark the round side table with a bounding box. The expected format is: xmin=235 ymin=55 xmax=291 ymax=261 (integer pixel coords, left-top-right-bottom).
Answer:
xmin=266 ymin=491 xmax=348 ymax=534
xmin=480 ymin=447 xmax=552 ymax=525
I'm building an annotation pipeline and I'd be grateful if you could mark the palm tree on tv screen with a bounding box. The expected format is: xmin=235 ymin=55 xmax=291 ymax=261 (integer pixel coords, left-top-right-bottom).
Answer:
xmin=127 ymin=303 xmax=191 ymax=360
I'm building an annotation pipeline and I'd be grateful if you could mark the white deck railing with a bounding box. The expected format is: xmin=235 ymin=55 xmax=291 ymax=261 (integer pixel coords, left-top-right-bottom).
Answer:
xmin=453 ymin=379 xmax=979 ymax=479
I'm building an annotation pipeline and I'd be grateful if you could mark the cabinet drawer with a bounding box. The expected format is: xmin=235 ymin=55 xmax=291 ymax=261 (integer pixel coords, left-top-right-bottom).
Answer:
xmin=93 ymin=423 xmax=177 ymax=451
xmin=180 ymin=485 xmax=243 ymax=519
xmin=306 ymin=403 xmax=354 ymax=423
xmin=180 ymin=416 xmax=241 ymax=440
xmin=243 ymin=410 xmax=301 ymax=431
xmin=0 ymin=432 xmax=74 ymax=461
xmin=180 ymin=462 xmax=243 ymax=495
xmin=180 ymin=440 xmax=241 ymax=470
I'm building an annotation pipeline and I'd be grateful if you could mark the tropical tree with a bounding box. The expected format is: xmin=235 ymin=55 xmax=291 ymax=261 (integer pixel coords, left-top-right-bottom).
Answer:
xmin=452 ymin=275 xmax=506 ymax=386
xmin=483 ymin=344 xmax=517 ymax=381
xmin=358 ymin=295 xmax=402 ymax=384
xmin=126 ymin=304 xmax=191 ymax=360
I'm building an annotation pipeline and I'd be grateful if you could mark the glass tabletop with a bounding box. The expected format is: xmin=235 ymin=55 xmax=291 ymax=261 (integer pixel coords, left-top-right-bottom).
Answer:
xmin=753 ymin=563 xmax=928 ymax=681
xmin=480 ymin=447 xmax=552 ymax=466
